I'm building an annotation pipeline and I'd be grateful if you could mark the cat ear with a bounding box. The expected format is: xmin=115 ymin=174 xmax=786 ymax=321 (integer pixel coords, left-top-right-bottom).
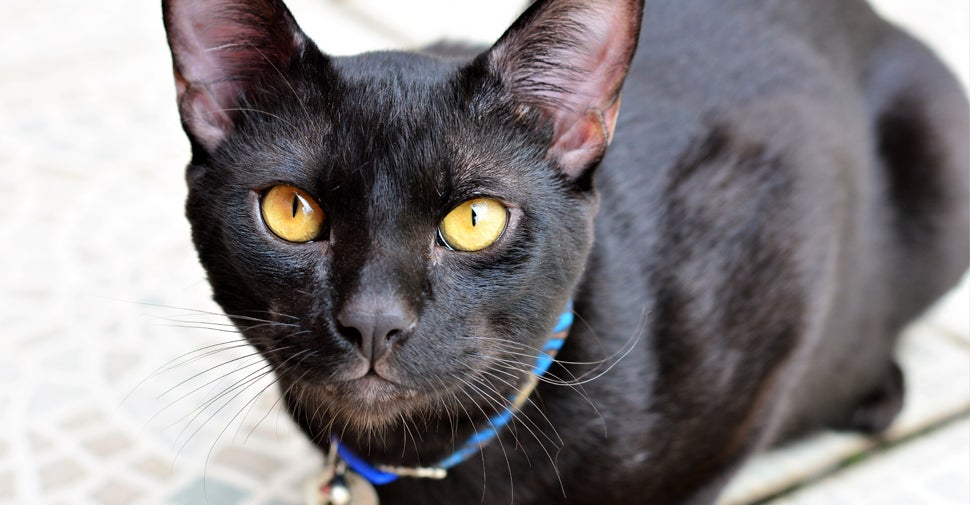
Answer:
xmin=484 ymin=0 xmax=644 ymax=181
xmin=162 ymin=0 xmax=309 ymax=151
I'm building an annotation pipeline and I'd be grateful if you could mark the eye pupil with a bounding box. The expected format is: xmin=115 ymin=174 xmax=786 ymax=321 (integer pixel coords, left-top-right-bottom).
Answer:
xmin=260 ymin=185 xmax=325 ymax=243
xmin=438 ymin=198 xmax=508 ymax=252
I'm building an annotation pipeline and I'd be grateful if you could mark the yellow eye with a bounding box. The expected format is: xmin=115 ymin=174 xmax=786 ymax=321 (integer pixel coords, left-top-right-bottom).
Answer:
xmin=260 ymin=185 xmax=325 ymax=243
xmin=439 ymin=198 xmax=509 ymax=252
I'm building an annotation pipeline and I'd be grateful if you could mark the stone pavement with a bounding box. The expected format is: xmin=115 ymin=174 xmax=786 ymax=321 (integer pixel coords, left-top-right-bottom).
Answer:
xmin=0 ymin=1 xmax=967 ymax=504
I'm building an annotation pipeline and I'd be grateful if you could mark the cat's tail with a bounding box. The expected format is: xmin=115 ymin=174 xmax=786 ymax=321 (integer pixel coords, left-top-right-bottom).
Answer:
xmin=865 ymin=28 xmax=970 ymax=330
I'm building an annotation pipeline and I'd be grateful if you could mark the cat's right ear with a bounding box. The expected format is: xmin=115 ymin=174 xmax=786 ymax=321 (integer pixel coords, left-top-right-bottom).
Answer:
xmin=479 ymin=0 xmax=644 ymax=186
xmin=162 ymin=0 xmax=310 ymax=152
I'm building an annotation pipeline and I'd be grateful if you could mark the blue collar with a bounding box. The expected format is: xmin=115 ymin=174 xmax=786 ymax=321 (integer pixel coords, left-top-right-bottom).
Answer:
xmin=332 ymin=302 xmax=574 ymax=485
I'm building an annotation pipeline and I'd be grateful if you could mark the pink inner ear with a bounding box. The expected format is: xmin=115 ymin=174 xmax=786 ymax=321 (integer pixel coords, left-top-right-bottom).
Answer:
xmin=550 ymin=97 xmax=623 ymax=178
xmin=174 ymin=69 xmax=233 ymax=151
xmin=164 ymin=0 xmax=306 ymax=151
xmin=489 ymin=0 xmax=641 ymax=179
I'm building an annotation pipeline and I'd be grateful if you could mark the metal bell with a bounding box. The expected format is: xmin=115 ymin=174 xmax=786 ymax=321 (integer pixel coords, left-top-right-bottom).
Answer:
xmin=306 ymin=445 xmax=380 ymax=505
xmin=323 ymin=473 xmax=353 ymax=505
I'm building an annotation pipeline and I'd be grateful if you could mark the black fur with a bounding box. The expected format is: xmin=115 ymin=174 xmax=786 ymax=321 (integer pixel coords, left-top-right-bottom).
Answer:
xmin=163 ymin=0 xmax=969 ymax=503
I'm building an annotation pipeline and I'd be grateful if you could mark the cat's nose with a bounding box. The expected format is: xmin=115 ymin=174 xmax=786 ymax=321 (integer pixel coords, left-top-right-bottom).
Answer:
xmin=337 ymin=300 xmax=415 ymax=364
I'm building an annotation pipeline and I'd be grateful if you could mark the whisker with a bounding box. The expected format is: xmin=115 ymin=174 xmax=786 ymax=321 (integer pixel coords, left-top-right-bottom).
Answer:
xmin=244 ymin=359 xmax=316 ymax=444
xmin=208 ymin=350 xmax=318 ymax=471
xmin=161 ymin=342 xmax=259 ymax=374
xmin=399 ymin=412 xmax=415 ymax=460
xmin=174 ymin=349 xmax=313 ymax=461
xmin=166 ymin=361 xmax=275 ymax=434
xmin=474 ymin=372 xmax=566 ymax=499
xmin=122 ymin=338 xmax=248 ymax=403
xmin=153 ymin=323 xmax=250 ymax=334
xmin=452 ymin=375 xmax=508 ymax=501
xmin=156 ymin=343 xmax=295 ymax=430
xmin=477 ymin=369 xmax=563 ymax=448
xmin=434 ymin=376 xmax=461 ymax=455
xmin=157 ymin=349 xmax=270 ymax=399
xmin=131 ymin=300 xmax=296 ymax=325
xmin=175 ymin=366 xmax=278 ymax=464
xmin=151 ymin=317 xmax=296 ymax=334
xmin=236 ymin=349 xmax=314 ymax=443
xmin=481 ymin=355 xmax=607 ymax=437
xmin=151 ymin=317 xmax=239 ymax=328
xmin=465 ymin=335 xmax=627 ymax=368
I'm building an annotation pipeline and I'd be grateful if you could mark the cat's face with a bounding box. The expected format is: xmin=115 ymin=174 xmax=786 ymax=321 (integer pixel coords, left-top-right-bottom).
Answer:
xmin=164 ymin=0 xmax=640 ymax=439
xmin=184 ymin=52 xmax=594 ymax=431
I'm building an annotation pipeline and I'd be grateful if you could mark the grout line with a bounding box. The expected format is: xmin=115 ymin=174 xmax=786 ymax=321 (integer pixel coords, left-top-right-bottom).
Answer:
xmin=749 ymin=411 xmax=970 ymax=505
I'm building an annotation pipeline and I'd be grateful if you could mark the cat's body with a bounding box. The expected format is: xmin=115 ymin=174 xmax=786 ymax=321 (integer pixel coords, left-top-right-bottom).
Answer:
xmin=163 ymin=1 xmax=969 ymax=504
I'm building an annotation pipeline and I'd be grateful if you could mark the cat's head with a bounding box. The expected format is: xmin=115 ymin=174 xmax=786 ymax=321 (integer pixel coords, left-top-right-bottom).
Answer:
xmin=163 ymin=0 xmax=642 ymax=442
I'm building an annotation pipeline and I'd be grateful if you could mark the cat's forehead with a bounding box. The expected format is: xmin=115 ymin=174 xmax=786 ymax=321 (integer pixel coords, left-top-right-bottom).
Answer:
xmin=331 ymin=51 xmax=461 ymax=104
xmin=323 ymin=53 xmax=460 ymax=154
xmin=316 ymin=52 xmax=518 ymax=199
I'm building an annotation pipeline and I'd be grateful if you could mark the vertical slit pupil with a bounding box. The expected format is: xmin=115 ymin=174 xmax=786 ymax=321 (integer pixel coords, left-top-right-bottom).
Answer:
xmin=471 ymin=206 xmax=479 ymax=227
xmin=292 ymin=194 xmax=300 ymax=218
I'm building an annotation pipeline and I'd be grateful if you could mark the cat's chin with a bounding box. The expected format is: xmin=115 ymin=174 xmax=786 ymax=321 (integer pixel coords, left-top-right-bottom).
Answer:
xmin=334 ymin=373 xmax=420 ymax=404
xmin=299 ymin=373 xmax=428 ymax=431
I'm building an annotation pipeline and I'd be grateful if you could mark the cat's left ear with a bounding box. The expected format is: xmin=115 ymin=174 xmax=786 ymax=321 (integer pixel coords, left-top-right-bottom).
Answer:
xmin=162 ymin=0 xmax=311 ymax=152
xmin=483 ymin=0 xmax=644 ymax=182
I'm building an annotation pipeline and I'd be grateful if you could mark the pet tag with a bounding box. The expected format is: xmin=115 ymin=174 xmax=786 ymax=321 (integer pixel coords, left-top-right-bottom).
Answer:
xmin=305 ymin=464 xmax=379 ymax=505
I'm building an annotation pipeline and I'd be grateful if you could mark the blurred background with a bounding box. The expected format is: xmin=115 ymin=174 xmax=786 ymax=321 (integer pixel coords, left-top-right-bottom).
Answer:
xmin=0 ymin=1 xmax=967 ymax=504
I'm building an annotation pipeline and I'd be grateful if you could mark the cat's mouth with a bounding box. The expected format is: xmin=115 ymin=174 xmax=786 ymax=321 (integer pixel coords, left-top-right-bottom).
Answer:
xmin=312 ymin=371 xmax=421 ymax=412
xmin=291 ymin=372 xmax=422 ymax=431
xmin=344 ymin=372 xmax=418 ymax=401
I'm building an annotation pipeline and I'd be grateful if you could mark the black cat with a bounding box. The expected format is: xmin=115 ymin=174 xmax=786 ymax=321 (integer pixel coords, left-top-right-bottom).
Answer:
xmin=162 ymin=0 xmax=969 ymax=503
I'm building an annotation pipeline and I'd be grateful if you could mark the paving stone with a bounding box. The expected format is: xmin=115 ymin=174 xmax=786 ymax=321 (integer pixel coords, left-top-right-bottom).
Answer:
xmin=212 ymin=446 xmax=284 ymax=481
xmin=0 ymin=471 xmax=14 ymax=500
xmin=90 ymin=480 xmax=142 ymax=505
xmin=84 ymin=433 xmax=133 ymax=460
xmin=37 ymin=459 xmax=85 ymax=492
xmin=133 ymin=456 xmax=175 ymax=482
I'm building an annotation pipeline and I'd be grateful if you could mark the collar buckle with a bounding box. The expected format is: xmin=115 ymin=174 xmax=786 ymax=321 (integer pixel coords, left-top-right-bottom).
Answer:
xmin=375 ymin=465 xmax=447 ymax=480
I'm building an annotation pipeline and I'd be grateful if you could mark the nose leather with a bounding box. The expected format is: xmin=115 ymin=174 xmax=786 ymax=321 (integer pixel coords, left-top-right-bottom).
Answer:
xmin=337 ymin=298 xmax=414 ymax=364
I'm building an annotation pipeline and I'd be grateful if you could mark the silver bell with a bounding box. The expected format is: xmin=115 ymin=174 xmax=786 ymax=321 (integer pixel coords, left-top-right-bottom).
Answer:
xmin=325 ymin=474 xmax=352 ymax=505
xmin=306 ymin=467 xmax=380 ymax=505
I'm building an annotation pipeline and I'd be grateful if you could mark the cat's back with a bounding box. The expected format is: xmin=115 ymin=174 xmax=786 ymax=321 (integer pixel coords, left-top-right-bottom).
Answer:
xmin=588 ymin=0 xmax=969 ymax=445
xmin=611 ymin=0 xmax=886 ymax=163
xmin=604 ymin=0 xmax=967 ymax=287
xmin=598 ymin=0 xmax=891 ymax=253
xmin=631 ymin=0 xmax=883 ymax=96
